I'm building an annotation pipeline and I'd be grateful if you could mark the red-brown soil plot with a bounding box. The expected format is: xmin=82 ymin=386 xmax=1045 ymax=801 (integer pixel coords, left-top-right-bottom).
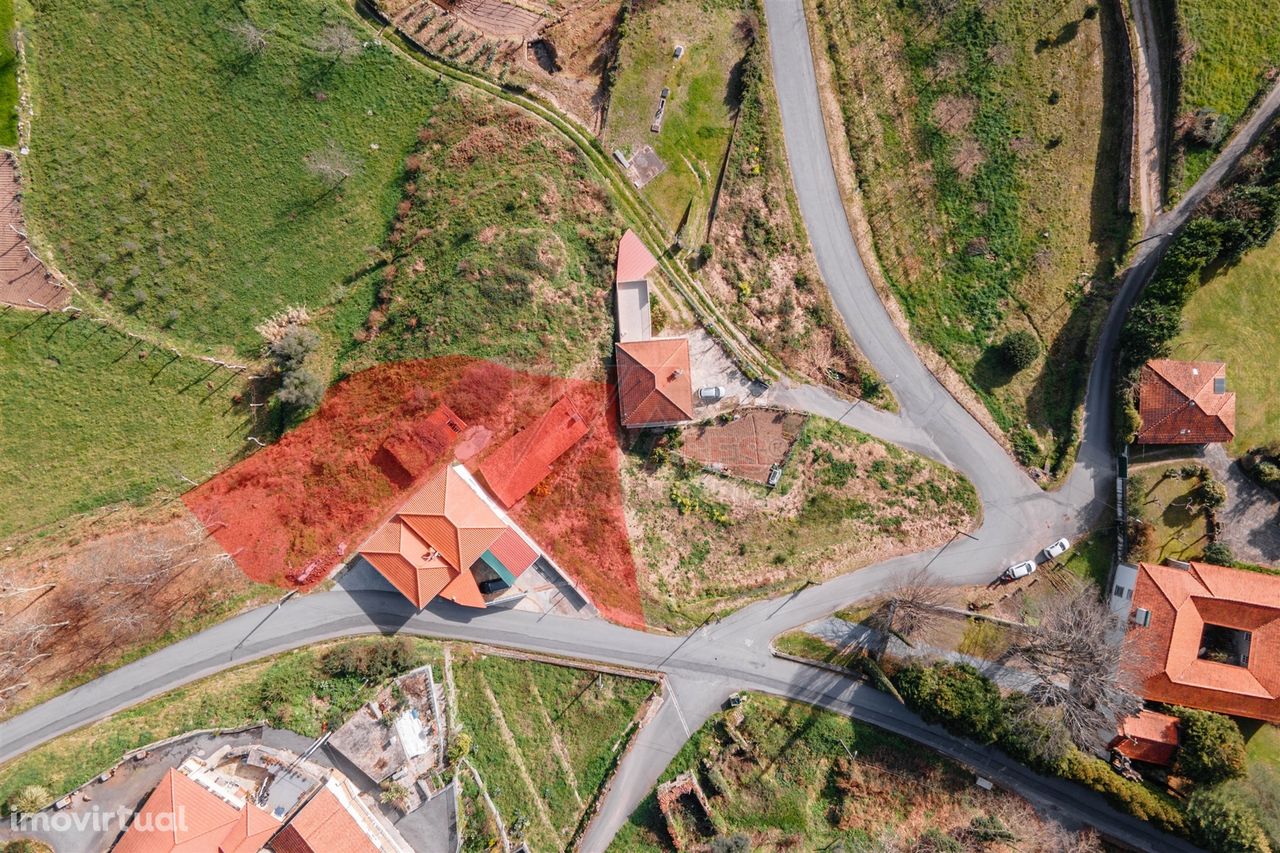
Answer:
xmin=680 ymin=409 xmax=805 ymax=483
xmin=183 ymin=358 xmax=645 ymax=628
xmin=0 ymin=152 xmax=70 ymax=310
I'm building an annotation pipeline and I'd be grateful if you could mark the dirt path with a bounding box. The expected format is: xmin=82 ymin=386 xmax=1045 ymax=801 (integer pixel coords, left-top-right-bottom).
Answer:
xmin=1129 ymin=0 xmax=1166 ymax=224
xmin=527 ymin=680 xmax=585 ymax=809
xmin=479 ymin=680 xmax=560 ymax=841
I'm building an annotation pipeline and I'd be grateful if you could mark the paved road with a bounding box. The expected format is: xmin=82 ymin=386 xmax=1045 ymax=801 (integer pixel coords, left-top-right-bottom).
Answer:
xmin=6 ymin=1 xmax=1280 ymax=850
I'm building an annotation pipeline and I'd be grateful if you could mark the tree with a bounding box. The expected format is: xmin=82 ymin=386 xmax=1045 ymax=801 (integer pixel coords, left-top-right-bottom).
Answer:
xmin=1202 ymin=542 xmax=1235 ymax=566
xmin=710 ymin=835 xmax=751 ymax=853
xmin=8 ymin=785 xmax=51 ymax=815
xmin=1007 ymin=587 xmax=1140 ymax=746
xmin=1174 ymin=707 xmax=1247 ymax=786
xmin=870 ymin=565 xmax=947 ymax=643
xmin=268 ymin=325 xmax=319 ymax=370
xmin=1195 ymin=479 xmax=1227 ymax=511
xmin=226 ymin=18 xmax=272 ymax=56
xmin=310 ymin=22 xmax=363 ymax=65
xmin=1185 ymin=788 xmax=1271 ymax=853
xmin=997 ymin=693 xmax=1072 ymax=774
xmin=997 ymin=330 xmax=1040 ymax=371
xmin=894 ymin=662 xmax=1004 ymax=743
xmin=303 ymin=141 xmax=359 ymax=189
xmin=275 ymin=367 xmax=325 ymax=411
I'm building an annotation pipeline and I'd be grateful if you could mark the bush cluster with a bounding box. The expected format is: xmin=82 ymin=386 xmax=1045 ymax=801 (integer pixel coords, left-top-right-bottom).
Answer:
xmin=1242 ymin=445 xmax=1280 ymax=499
xmin=320 ymin=637 xmax=418 ymax=681
xmin=1059 ymin=750 xmax=1187 ymax=834
xmin=1172 ymin=707 xmax=1248 ymax=786
xmin=1185 ymin=788 xmax=1272 ymax=853
xmin=997 ymin=330 xmax=1041 ymax=371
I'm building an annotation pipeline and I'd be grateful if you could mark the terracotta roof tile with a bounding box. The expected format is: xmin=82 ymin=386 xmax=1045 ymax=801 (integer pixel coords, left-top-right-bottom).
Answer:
xmin=1111 ymin=710 xmax=1180 ymax=766
xmin=488 ymin=528 xmax=538 ymax=578
xmin=479 ymin=396 xmax=590 ymax=508
xmin=1137 ymin=359 xmax=1236 ymax=444
xmin=1124 ymin=561 xmax=1280 ymax=722
xmin=615 ymin=338 xmax=694 ymax=427
xmin=112 ymin=769 xmax=240 ymax=853
xmin=615 ymin=229 xmax=659 ymax=284
xmin=268 ymin=788 xmax=379 ymax=853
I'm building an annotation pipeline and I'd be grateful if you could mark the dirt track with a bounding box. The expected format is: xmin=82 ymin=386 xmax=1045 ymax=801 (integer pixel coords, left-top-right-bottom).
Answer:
xmin=0 ymin=152 xmax=70 ymax=310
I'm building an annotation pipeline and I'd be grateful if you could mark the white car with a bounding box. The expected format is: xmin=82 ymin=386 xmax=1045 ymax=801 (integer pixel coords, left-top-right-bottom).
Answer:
xmin=1042 ymin=537 xmax=1071 ymax=560
xmin=1001 ymin=560 xmax=1036 ymax=582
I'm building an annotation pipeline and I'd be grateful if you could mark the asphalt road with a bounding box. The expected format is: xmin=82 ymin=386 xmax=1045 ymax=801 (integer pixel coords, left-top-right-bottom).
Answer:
xmin=5 ymin=1 xmax=1280 ymax=850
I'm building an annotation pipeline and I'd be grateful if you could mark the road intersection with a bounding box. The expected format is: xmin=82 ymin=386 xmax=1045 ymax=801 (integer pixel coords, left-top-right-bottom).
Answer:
xmin=5 ymin=0 xmax=1280 ymax=849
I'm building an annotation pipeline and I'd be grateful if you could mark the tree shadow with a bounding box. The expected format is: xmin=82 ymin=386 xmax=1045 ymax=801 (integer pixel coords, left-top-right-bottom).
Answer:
xmin=973 ymin=345 xmax=1016 ymax=393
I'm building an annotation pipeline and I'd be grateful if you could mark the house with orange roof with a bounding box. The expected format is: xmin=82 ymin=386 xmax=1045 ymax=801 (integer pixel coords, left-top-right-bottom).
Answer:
xmin=615 ymin=229 xmax=659 ymax=343
xmin=1123 ymin=561 xmax=1280 ymax=723
xmin=1136 ymin=359 xmax=1236 ymax=445
xmin=479 ymin=395 xmax=589 ymax=508
xmin=616 ymin=337 xmax=695 ymax=428
xmin=111 ymin=767 xmax=280 ymax=853
xmin=269 ymin=776 xmax=409 ymax=853
xmin=1109 ymin=709 xmax=1181 ymax=766
xmin=358 ymin=463 xmax=544 ymax=608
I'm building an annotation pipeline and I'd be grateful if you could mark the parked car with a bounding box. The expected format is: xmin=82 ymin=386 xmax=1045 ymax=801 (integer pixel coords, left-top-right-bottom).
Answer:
xmin=478 ymin=578 xmax=509 ymax=595
xmin=1000 ymin=560 xmax=1036 ymax=582
xmin=698 ymin=385 xmax=725 ymax=402
xmin=766 ymin=465 xmax=783 ymax=488
xmin=1042 ymin=537 xmax=1070 ymax=560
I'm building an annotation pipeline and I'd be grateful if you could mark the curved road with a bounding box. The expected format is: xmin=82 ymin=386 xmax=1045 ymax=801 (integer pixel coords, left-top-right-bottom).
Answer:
xmin=5 ymin=1 xmax=1280 ymax=850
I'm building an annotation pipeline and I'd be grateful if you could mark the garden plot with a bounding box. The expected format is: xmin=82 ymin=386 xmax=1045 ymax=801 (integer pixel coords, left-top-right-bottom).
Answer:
xmin=678 ymin=408 xmax=804 ymax=484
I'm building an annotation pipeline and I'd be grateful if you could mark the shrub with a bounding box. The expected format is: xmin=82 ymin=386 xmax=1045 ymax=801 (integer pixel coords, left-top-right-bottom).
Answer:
xmin=1186 ymin=788 xmax=1271 ymax=853
xmin=1011 ymin=427 xmax=1042 ymax=466
xmin=321 ymin=638 xmax=417 ymax=681
xmin=448 ymin=731 xmax=473 ymax=763
xmin=7 ymin=785 xmax=51 ymax=815
xmin=275 ymin=367 xmax=326 ymax=411
xmin=893 ymin=662 xmax=1003 ymax=743
xmin=1196 ymin=479 xmax=1227 ymax=510
xmin=914 ymin=827 xmax=962 ymax=852
xmin=1201 ymin=542 xmax=1235 ymax=567
xmin=997 ymin=330 xmax=1040 ymax=371
xmin=709 ymin=836 xmax=751 ymax=853
xmin=1173 ymin=708 xmax=1247 ymax=786
xmin=996 ymin=694 xmax=1071 ymax=774
xmin=1060 ymin=750 xmax=1186 ymax=834
xmin=269 ymin=325 xmax=320 ymax=370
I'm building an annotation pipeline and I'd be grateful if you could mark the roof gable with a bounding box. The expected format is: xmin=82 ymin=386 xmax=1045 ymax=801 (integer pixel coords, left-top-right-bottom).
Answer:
xmin=615 ymin=229 xmax=658 ymax=284
xmin=478 ymin=396 xmax=590 ymax=508
xmin=113 ymin=769 xmax=241 ymax=853
xmin=1137 ymin=360 xmax=1236 ymax=443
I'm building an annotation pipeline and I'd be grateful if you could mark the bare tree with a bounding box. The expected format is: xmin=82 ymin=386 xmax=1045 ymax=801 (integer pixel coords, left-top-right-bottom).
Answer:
xmin=310 ymin=22 xmax=363 ymax=65
xmin=303 ymin=141 xmax=359 ymax=189
xmin=1007 ymin=587 xmax=1140 ymax=746
xmin=869 ymin=565 xmax=948 ymax=642
xmin=226 ymin=18 xmax=273 ymax=56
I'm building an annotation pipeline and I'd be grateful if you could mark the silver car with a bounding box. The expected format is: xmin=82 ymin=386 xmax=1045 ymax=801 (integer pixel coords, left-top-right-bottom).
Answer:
xmin=1042 ymin=537 xmax=1070 ymax=560
xmin=698 ymin=386 xmax=725 ymax=402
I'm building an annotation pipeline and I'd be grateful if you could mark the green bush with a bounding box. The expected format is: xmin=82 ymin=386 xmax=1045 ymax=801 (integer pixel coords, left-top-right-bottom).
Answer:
xmin=448 ymin=731 xmax=473 ymax=764
xmin=1201 ymin=542 xmax=1235 ymax=566
xmin=1196 ymin=479 xmax=1228 ymax=510
xmin=1011 ymin=427 xmax=1042 ymax=466
xmin=1060 ymin=750 xmax=1186 ymax=834
xmin=6 ymin=786 xmax=51 ymax=815
xmin=996 ymin=694 xmax=1071 ymax=775
xmin=997 ymin=330 xmax=1041 ymax=371
xmin=320 ymin=637 xmax=418 ymax=681
xmin=1173 ymin=708 xmax=1247 ymax=786
xmin=893 ymin=662 xmax=1003 ymax=744
xmin=1186 ymin=787 xmax=1272 ymax=853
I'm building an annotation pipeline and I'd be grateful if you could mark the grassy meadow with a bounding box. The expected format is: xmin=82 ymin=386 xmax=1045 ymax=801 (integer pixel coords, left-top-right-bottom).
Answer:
xmin=809 ymin=0 xmax=1132 ymax=472
xmin=0 ymin=310 xmax=260 ymax=538
xmin=1172 ymin=230 xmax=1280 ymax=453
xmin=1173 ymin=0 xmax=1280 ymax=190
xmin=608 ymin=694 xmax=1102 ymax=851
xmin=605 ymin=0 xmax=747 ymax=238
xmin=19 ymin=0 xmax=450 ymax=354
xmin=451 ymin=651 xmax=655 ymax=852
xmin=0 ymin=0 xmax=18 ymax=146
xmin=626 ymin=416 xmax=979 ymax=631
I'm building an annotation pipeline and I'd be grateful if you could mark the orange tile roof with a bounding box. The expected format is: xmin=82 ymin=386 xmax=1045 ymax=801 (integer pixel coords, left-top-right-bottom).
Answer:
xmin=1136 ymin=360 xmax=1236 ymax=444
xmin=1124 ymin=561 xmax=1280 ymax=722
xmin=358 ymin=466 xmax=511 ymax=610
xmin=112 ymin=769 xmax=242 ymax=853
xmin=268 ymin=788 xmax=379 ymax=853
xmin=478 ymin=396 xmax=590 ymax=508
xmin=488 ymin=528 xmax=538 ymax=578
xmin=219 ymin=804 xmax=281 ymax=853
xmin=615 ymin=338 xmax=694 ymax=427
xmin=1110 ymin=710 xmax=1180 ymax=766
xmin=615 ymin=229 xmax=659 ymax=284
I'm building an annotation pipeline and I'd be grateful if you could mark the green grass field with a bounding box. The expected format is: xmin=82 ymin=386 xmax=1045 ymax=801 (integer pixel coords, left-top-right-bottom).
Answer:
xmin=0 ymin=0 xmax=18 ymax=146
xmin=608 ymin=694 xmax=1093 ymax=850
xmin=1173 ymin=231 xmax=1280 ymax=452
xmin=450 ymin=652 xmax=654 ymax=852
xmin=0 ymin=310 xmax=260 ymax=538
xmin=1130 ymin=467 xmax=1210 ymax=563
xmin=605 ymin=0 xmax=746 ymax=238
xmin=809 ymin=0 xmax=1132 ymax=472
xmin=1174 ymin=0 xmax=1280 ymax=190
xmin=19 ymin=0 xmax=450 ymax=354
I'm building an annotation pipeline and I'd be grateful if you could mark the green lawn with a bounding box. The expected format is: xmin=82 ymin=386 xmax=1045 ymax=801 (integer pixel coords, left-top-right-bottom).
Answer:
xmin=450 ymin=652 xmax=655 ymax=852
xmin=809 ymin=0 xmax=1132 ymax=473
xmin=1174 ymin=0 xmax=1280 ymax=190
xmin=0 ymin=310 xmax=260 ymax=538
xmin=1058 ymin=525 xmax=1115 ymax=590
xmin=1218 ymin=724 xmax=1280 ymax=849
xmin=609 ymin=694 xmax=1093 ymax=851
xmin=1173 ymin=230 xmax=1280 ymax=453
xmin=0 ymin=0 xmax=18 ymax=147
xmin=1130 ymin=467 xmax=1210 ymax=563
xmin=19 ymin=0 xmax=451 ymax=354
xmin=604 ymin=0 xmax=746 ymax=238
